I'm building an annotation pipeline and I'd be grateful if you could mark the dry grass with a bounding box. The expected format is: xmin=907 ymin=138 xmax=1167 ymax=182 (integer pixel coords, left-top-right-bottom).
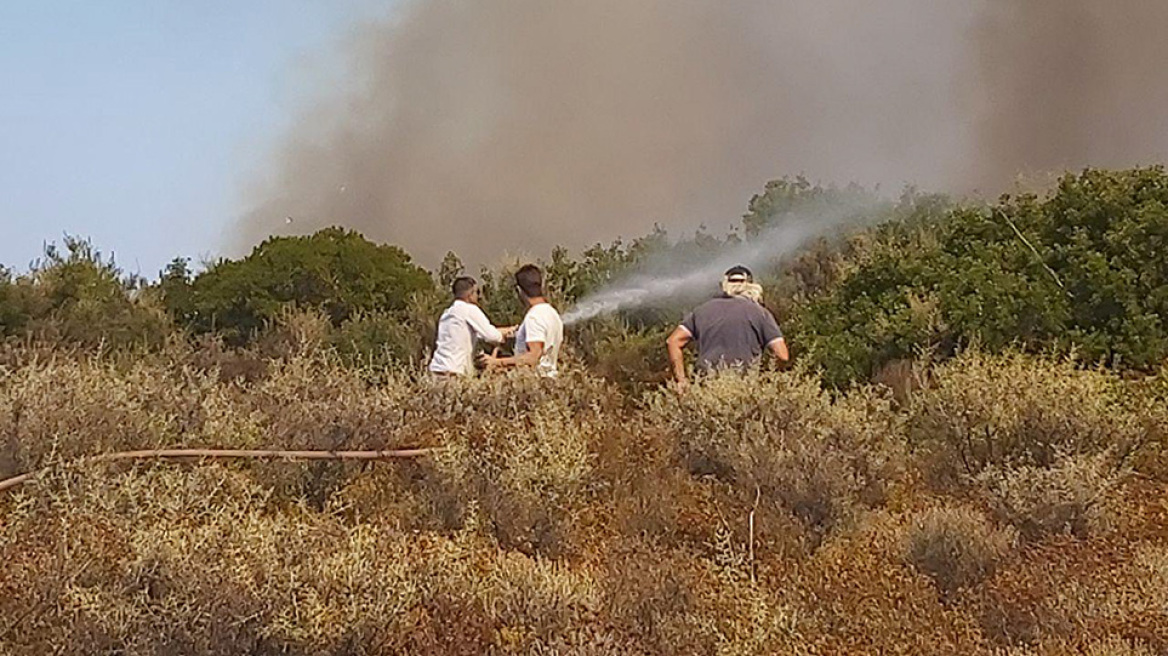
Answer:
xmin=908 ymin=352 xmax=1138 ymax=481
xmin=2 ymin=346 xmax=1166 ymax=654
xmin=906 ymin=506 xmax=1017 ymax=596
xmin=977 ymin=453 xmax=1123 ymax=541
xmin=648 ymin=370 xmax=902 ymax=543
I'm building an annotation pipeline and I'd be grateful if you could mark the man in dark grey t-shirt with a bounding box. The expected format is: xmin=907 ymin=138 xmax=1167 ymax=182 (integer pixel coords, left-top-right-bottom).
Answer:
xmin=666 ymin=266 xmax=789 ymax=390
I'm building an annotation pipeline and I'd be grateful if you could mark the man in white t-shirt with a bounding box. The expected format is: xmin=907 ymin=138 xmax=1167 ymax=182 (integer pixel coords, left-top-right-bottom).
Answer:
xmin=429 ymin=276 xmax=514 ymax=377
xmin=479 ymin=264 xmax=564 ymax=377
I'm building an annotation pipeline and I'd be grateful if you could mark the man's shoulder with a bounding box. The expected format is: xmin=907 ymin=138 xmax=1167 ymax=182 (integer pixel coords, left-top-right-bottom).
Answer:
xmin=528 ymin=302 xmax=562 ymax=321
xmin=694 ymin=295 xmax=738 ymax=313
xmin=695 ymin=296 xmax=768 ymax=317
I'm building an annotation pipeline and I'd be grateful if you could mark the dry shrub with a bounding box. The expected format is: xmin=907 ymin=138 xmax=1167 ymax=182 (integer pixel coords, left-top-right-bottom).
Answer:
xmin=0 ymin=355 xmax=218 ymax=472
xmin=998 ymin=636 xmax=1159 ymax=656
xmin=0 ymin=350 xmax=419 ymax=456
xmin=872 ymin=357 xmax=931 ymax=407
xmin=977 ymin=453 xmax=1123 ymax=541
xmin=412 ymin=366 xmax=623 ymax=424
xmin=795 ymin=512 xmax=991 ymax=654
xmin=6 ymin=342 xmax=1168 ymax=654
xmin=1080 ymin=636 xmax=1161 ymax=656
xmin=187 ymin=334 xmax=270 ymax=383
xmin=906 ymin=506 xmax=1017 ymax=596
xmin=0 ymin=464 xmax=610 ymax=655
xmin=649 ymin=370 xmax=903 ymax=540
xmin=1109 ymin=477 xmax=1168 ymax=543
xmin=476 ymin=550 xmax=601 ymax=649
xmin=1127 ymin=367 xmax=1168 ymax=479
xmin=969 ymin=537 xmax=1168 ymax=651
xmin=336 ymin=370 xmax=625 ymax=543
xmin=0 ymin=349 xmax=422 ymax=507
xmin=0 ymin=351 xmax=620 ymax=534
xmin=432 ymin=391 xmax=598 ymax=556
xmin=697 ymin=525 xmax=812 ymax=656
xmin=909 ymin=352 xmax=1137 ymax=483
xmin=588 ymin=417 xmax=695 ymax=545
xmin=600 ymin=543 xmax=707 ymax=653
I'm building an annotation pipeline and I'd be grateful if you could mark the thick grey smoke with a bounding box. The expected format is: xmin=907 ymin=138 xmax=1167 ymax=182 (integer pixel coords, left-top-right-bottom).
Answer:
xmin=967 ymin=0 xmax=1168 ymax=189
xmin=236 ymin=0 xmax=1168 ymax=268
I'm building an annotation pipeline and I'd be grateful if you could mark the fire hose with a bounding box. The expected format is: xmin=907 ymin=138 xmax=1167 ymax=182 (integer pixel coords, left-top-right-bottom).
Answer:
xmin=0 ymin=447 xmax=437 ymax=494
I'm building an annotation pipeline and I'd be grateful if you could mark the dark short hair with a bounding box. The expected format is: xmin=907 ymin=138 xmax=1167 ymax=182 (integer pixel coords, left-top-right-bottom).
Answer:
xmin=452 ymin=276 xmax=477 ymax=299
xmin=514 ymin=264 xmax=544 ymax=298
xmin=724 ymin=265 xmax=753 ymax=282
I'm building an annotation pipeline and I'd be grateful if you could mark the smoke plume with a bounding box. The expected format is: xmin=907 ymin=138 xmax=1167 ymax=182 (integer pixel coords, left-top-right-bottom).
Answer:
xmin=236 ymin=0 xmax=1168 ymax=267
xmin=967 ymin=0 xmax=1168 ymax=189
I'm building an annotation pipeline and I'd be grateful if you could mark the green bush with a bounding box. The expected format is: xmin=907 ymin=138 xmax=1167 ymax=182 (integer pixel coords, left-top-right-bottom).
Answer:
xmin=0 ymin=238 xmax=170 ymax=350
xmin=168 ymin=228 xmax=433 ymax=344
xmin=791 ymin=168 xmax=1168 ymax=386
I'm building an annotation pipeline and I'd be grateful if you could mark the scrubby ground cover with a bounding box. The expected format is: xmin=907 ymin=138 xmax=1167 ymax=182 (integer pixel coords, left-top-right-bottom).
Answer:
xmin=3 ymin=167 xmax=1168 ymax=652
xmin=1 ymin=344 xmax=1166 ymax=654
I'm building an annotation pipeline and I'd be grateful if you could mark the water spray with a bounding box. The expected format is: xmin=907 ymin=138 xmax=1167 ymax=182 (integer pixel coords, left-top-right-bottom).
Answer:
xmin=562 ymin=199 xmax=881 ymax=326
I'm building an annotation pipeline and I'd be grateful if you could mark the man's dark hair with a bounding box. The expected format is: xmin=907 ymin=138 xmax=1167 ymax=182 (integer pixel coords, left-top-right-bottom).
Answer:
xmin=452 ymin=276 xmax=477 ymax=299
xmin=514 ymin=264 xmax=544 ymax=298
xmin=724 ymin=265 xmax=753 ymax=282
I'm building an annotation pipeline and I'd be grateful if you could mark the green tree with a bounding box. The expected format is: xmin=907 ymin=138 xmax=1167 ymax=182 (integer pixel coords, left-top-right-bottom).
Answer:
xmin=179 ymin=228 xmax=433 ymax=344
xmin=437 ymin=251 xmax=465 ymax=292
xmin=742 ymin=176 xmax=882 ymax=237
xmin=790 ymin=168 xmax=1168 ymax=386
xmin=0 ymin=265 xmax=31 ymax=335
xmin=1 ymin=237 xmax=170 ymax=348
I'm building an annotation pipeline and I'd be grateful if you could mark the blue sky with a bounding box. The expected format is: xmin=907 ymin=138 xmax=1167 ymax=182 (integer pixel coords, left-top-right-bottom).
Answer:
xmin=0 ymin=0 xmax=391 ymax=277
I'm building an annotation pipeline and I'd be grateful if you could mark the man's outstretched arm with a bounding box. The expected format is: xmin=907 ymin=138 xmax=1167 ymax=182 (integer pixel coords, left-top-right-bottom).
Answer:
xmin=666 ymin=326 xmax=693 ymax=387
xmin=465 ymin=305 xmax=509 ymax=344
xmin=480 ymin=342 xmax=543 ymax=370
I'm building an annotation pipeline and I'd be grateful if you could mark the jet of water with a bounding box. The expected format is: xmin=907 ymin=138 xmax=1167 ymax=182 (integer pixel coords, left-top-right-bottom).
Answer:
xmin=562 ymin=199 xmax=881 ymax=325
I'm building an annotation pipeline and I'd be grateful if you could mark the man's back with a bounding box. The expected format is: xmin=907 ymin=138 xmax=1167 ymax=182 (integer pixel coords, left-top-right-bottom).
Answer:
xmin=515 ymin=302 xmax=564 ymax=377
xmin=681 ymin=296 xmax=782 ymax=371
xmin=429 ymin=300 xmax=503 ymax=376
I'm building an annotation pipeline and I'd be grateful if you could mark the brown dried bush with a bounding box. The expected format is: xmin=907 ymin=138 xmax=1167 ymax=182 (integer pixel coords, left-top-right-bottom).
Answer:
xmin=908 ymin=352 xmax=1137 ymax=482
xmin=649 ymin=370 xmax=903 ymax=540
xmin=3 ymin=344 xmax=1168 ymax=654
xmin=0 ymin=464 xmax=608 ymax=655
xmin=432 ymin=400 xmax=595 ymax=555
xmin=977 ymin=453 xmax=1123 ymax=541
xmin=906 ymin=506 xmax=1017 ymax=596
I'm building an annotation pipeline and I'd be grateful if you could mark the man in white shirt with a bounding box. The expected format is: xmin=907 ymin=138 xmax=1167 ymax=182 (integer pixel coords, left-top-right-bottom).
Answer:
xmin=429 ymin=276 xmax=514 ymax=377
xmin=479 ymin=264 xmax=564 ymax=377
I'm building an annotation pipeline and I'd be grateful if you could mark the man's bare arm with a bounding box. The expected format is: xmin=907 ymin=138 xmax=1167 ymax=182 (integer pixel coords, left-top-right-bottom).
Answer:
xmin=768 ymin=337 xmax=789 ymax=363
xmin=481 ymin=342 xmax=543 ymax=370
xmin=666 ymin=327 xmax=692 ymax=386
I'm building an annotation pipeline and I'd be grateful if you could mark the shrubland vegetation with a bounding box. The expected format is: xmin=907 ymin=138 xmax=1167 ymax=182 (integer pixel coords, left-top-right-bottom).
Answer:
xmin=2 ymin=168 xmax=1167 ymax=653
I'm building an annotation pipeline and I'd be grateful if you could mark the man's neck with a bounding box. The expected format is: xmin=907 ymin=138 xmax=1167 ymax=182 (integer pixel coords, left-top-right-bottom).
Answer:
xmin=524 ymin=296 xmax=548 ymax=308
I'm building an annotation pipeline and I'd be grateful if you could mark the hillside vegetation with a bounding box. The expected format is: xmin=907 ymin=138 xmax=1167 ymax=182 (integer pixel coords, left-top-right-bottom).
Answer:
xmin=2 ymin=168 xmax=1168 ymax=654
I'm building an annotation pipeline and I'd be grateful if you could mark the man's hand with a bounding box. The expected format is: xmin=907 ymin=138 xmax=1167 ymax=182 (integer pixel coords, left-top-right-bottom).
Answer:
xmin=478 ymin=347 xmax=503 ymax=370
xmin=674 ymin=377 xmax=690 ymax=395
xmin=499 ymin=325 xmax=518 ymax=340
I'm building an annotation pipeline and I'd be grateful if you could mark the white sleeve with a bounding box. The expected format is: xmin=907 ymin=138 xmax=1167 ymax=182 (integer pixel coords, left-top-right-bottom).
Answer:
xmin=465 ymin=305 xmax=504 ymax=343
